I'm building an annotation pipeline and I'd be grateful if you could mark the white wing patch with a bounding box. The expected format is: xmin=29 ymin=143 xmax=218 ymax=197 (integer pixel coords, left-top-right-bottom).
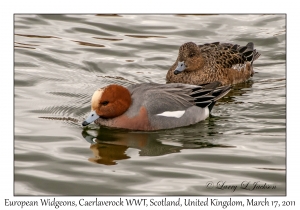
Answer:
xmin=156 ymin=110 xmax=185 ymax=118
xmin=204 ymin=107 xmax=210 ymax=119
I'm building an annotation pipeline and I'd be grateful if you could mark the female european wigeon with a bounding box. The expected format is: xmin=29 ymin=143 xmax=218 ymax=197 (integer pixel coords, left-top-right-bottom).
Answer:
xmin=82 ymin=82 xmax=231 ymax=131
xmin=166 ymin=42 xmax=261 ymax=85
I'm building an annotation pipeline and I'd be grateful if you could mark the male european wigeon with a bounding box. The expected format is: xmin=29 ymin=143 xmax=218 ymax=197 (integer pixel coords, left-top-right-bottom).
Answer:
xmin=82 ymin=82 xmax=231 ymax=131
xmin=166 ymin=42 xmax=261 ymax=85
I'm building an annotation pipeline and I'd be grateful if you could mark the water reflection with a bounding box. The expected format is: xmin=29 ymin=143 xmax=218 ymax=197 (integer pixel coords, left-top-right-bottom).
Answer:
xmin=81 ymin=126 xmax=234 ymax=166
xmin=93 ymin=37 xmax=123 ymax=41
xmin=72 ymin=40 xmax=105 ymax=47
xmin=15 ymin=33 xmax=60 ymax=39
xmin=125 ymin=35 xmax=167 ymax=38
xmin=89 ymin=143 xmax=130 ymax=165
xmin=218 ymin=80 xmax=254 ymax=104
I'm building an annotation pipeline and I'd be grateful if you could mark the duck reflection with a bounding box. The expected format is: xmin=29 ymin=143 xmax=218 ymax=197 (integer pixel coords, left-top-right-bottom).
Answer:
xmin=89 ymin=143 xmax=130 ymax=165
xmin=218 ymin=79 xmax=254 ymax=104
xmin=81 ymin=122 xmax=234 ymax=165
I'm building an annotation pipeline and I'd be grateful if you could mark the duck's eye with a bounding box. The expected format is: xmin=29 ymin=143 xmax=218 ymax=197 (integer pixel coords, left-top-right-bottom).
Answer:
xmin=101 ymin=101 xmax=109 ymax=106
xmin=189 ymin=53 xmax=195 ymax=58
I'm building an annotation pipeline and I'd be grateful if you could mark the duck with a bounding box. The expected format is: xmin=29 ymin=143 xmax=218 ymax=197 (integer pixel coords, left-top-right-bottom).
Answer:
xmin=166 ymin=42 xmax=261 ymax=86
xmin=82 ymin=81 xmax=231 ymax=131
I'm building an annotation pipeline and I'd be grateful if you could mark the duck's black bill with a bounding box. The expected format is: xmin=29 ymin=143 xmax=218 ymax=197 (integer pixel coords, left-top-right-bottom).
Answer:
xmin=82 ymin=121 xmax=90 ymax=126
xmin=174 ymin=70 xmax=181 ymax=75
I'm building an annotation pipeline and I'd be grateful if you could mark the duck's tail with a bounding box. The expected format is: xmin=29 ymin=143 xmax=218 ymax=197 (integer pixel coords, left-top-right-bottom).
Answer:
xmin=207 ymin=85 xmax=232 ymax=111
xmin=239 ymin=42 xmax=261 ymax=65
xmin=191 ymin=81 xmax=232 ymax=112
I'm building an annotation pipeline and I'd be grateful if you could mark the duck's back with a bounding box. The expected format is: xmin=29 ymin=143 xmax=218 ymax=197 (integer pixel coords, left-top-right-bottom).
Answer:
xmin=125 ymin=82 xmax=230 ymax=130
xmin=199 ymin=42 xmax=260 ymax=72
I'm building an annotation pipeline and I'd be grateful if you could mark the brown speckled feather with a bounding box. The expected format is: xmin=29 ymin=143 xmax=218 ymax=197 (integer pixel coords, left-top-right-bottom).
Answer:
xmin=166 ymin=42 xmax=261 ymax=85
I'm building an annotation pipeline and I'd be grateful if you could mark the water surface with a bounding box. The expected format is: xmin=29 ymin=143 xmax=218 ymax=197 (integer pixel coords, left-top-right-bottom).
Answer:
xmin=14 ymin=14 xmax=286 ymax=195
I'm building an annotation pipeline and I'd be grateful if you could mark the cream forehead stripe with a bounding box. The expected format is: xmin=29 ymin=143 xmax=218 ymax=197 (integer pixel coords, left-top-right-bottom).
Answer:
xmin=91 ymin=88 xmax=104 ymax=110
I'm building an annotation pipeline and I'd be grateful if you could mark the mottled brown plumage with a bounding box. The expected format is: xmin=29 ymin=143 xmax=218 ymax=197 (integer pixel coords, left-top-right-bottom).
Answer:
xmin=166 ymin=42 xmax=260 ymax=85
